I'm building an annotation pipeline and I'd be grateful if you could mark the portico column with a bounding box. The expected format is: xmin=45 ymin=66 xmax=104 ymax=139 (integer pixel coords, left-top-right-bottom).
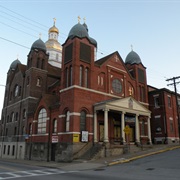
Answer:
xmin=135 ymin=114 xmax=140 ymax=144
xmin=147 ymin=116 xmax=152 ymax=144
xmin=104 ymin=108 xmax=109 ymax=143
xmin=94 ymin=111 xmax=98 ymax=142
xmin=121 ymin=112 xmax=125 ymax=143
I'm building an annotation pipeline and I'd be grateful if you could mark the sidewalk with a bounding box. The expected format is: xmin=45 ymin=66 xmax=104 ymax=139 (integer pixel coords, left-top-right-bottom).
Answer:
xmin=1 ymin=144 xmax=180 ymax=171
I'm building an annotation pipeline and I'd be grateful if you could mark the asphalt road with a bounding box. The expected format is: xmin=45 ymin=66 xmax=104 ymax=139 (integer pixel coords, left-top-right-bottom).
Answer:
xmin=0 ymin=148 xmax=180 ymax=180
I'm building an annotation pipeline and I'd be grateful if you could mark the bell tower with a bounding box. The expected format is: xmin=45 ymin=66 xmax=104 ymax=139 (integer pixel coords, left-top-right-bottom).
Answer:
xmin=25 ymin=38 xmax=49 ymax=98
xmin=61 ymin=17 xmax=97 ymax=89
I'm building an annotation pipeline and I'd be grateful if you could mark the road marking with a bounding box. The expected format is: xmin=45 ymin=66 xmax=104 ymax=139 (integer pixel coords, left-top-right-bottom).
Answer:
xmin=0 ymin=168 xmax=78 ymax=179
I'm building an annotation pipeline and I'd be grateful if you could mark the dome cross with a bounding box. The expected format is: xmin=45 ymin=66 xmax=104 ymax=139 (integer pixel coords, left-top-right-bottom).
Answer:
xmin=78 ymin=16 xmax=81 ymax=23
xmin=53 ymin=18 xmax=56 ymax=26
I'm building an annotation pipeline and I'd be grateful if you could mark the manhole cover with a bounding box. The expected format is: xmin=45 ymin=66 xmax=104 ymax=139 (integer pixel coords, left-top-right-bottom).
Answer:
xmin=146 ymin=168 xmax=155 ymax=171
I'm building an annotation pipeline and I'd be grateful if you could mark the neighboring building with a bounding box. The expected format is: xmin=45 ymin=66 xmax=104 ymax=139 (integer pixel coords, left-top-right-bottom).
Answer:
xmin=0 ymin=19 xmax=153 ymax=162
xmin=148 ymin=85 xmax=180 ymax=144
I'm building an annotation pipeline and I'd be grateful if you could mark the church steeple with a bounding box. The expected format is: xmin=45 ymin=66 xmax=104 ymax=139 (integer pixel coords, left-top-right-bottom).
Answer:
xmin=45 ymin=19 xmax=62 ymax=68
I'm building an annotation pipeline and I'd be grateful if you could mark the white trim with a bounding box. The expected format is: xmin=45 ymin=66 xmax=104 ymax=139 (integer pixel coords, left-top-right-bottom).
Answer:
xmin=59 ymin=114 xmax=65 ymax=118
xmin=60 ymin=85 xmax=120 ymax=98
xmin=107 ymin=65 xmax=127 ymax=74
xmin=3 ymin=96 xmax=38 ymax=109
xmin=33 ymin=120 xmax=37 ymax=123
xmin=153 ymin=94 xmax=159 ymax=97
xmin=32 ymin=133 xmax=48 ymax=137
xmin=88 ymin=133 xmax=93 ymax=135
xmin=70 ymin=112 xmax=80 ymax=116
xmin=87 ymin=114 xmax=93 ymax=118
xmin=155 ymin=115 xmax=161 ymax=118
xmin=58 ymin=132 xmax=93 ymax=135
xmin=58 ymin=132 xmax=80 ymax=135
xmin=59 ymin=113 xmax=93 ymax=118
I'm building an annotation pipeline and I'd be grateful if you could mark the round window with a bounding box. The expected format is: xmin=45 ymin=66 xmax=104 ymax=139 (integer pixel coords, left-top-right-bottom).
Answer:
xmin=112 ymin=79 xmax=122 ymax=93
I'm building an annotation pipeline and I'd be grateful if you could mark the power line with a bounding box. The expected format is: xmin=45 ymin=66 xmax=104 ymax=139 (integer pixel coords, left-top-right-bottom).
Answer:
xmin=0 ymin=5 xmax=48 ymax=29
xmin=0 ymin=13 xmax=46 ymax=36
xmin=0 ymin=36 xmax=30 ymax=49
xmin=0 ymin=21 xmax=38 ymax=38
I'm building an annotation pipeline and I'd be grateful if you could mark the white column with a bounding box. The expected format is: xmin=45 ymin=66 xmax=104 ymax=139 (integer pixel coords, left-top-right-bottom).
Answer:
xmin=135 ymin=114 xmax=140 ymax=143
xmin=94 ymin=111 xmax=98 ymax=142
xmin=121 ymin=112 xmax=125 ymax=143
xmin=104 ymin=108 xmax=109 ymax=143
xmin=147 ymin=116 xmax=152 ymax=144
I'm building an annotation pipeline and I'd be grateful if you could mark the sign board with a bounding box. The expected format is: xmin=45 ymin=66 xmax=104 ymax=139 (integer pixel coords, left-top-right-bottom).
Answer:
xmin=73 ymin=134 xmax=80 ymax=142
xmin=81 ymin=131 xmax=88 ymax=142
xmin=123 ymin=125 xmax=130 ymax=135
xmin=52 ymin=136 xmax=58 ymax=143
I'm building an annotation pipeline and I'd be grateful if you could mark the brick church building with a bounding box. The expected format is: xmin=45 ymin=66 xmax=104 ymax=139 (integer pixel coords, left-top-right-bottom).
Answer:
xmin=0 ymin=18 xmax=164 ymax=162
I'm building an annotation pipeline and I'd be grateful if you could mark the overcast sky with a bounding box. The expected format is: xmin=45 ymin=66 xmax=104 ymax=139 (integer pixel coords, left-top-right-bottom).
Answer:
xmin=0 ymin=0 xmax=180 ymax=117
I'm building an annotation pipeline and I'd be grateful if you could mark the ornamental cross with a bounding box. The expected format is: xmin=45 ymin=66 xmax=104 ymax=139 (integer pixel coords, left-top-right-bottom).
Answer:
xmin=129 ymin=87 xmax=133 ymax=96
xmin=53 ymin=18 xmax=56 ymax=25
xmin=115 ymin=55 xmax=118 ymax=62
xmin=39 ymin=33 xmax=42 ymax=39
xmin=78 ymin=16 xmax=81 ymax=23
xmin=131 ymin=44 xmax=133 ymax=51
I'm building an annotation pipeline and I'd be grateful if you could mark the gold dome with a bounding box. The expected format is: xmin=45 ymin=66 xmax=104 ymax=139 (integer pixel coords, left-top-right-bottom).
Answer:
xmin=48 ymin=18 xmax=59 ymax=34
xmin=49 ymin=25 xmax=59 ymax=34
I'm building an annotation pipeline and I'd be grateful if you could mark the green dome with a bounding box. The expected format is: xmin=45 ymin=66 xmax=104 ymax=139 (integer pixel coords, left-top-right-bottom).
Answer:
xmin=10 ymin=59 xmax=21 ymax=70
xmin=125 ymin=50 xmax=142 ymax=64
xmin=68 ymin=23 xmax=97 ymax=47
xmin=68 ymin=23 xmax=89 ymax=39
xmin=31 ymin=38 xmax=46 ymax=52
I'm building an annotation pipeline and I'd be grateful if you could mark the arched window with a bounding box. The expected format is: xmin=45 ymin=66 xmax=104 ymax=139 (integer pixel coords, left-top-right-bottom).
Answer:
xmin=70 ymin=66 xmax=73 ymax=86
xmin=27 ymin=77 xmax=30 ymax=86
xmin=29 ymin=123 xmax=32 ymax=135
xmin=141 ymin=121 xmax=145 ymax=136
xmin=14 ymin=85 xmax=19 ymax=97
xmin=22 ymin=126 xmax=25 ymax=135
xmin=7 ymin=115 xmax=9 ymax=123
xmin=37 ymin=108 xmax=47 ymax=134
xmin=23 ymin=109 xmax=26 ymax=119
xmin=15 ymin=112 xmax=18 ymax=121
xmin=79 ymin=66 xmax=83 ymax=86
xmin=36 ymin=77 xmax=42 ymax=87
xmin=41 ymin=59 xmax=45 ymax=69
xmin=14 ymin=127 xmax=17 ymax=136
xmin=11 ymin=112 xmax=14 ymax=122
xmin=80 ymin=111 xmax=86 ymax=132
xmin=53 ymin=119 xmax=57 ymax=133
xmin=85 ymin=68 xmax=88 ymax=88
xmin=66 ymin=67 xmax=69 ymax=87
xmin=37 ymin=58 xmax=40 ymax=68
xmin=18 ymin=86 xmax=21 ymax=96
xmin=66 ymin=111 xmax=70 ymax=132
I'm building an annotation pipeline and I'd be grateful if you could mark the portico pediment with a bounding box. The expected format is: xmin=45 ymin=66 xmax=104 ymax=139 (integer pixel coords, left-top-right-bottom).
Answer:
xmin=94 ymin=97 xmax=151 ymax=116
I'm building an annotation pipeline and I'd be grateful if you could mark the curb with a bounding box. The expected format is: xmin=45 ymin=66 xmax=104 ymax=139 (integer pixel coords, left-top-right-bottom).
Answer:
xmin=108 ymin=145 xmax=180 ymax=166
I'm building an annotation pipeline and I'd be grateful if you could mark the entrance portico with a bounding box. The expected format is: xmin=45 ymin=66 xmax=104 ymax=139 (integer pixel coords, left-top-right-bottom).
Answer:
xmin=94 ymin=97 xmax=151 ymax=145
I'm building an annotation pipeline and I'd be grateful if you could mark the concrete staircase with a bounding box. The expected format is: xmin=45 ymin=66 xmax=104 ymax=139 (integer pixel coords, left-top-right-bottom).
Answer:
xmin=80 ymin=143 xmax=103 ymax=160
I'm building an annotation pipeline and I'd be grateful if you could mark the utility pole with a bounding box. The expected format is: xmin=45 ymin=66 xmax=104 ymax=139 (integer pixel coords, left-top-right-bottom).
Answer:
xmin=166 ymin=76 xmax=180 ymax=142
